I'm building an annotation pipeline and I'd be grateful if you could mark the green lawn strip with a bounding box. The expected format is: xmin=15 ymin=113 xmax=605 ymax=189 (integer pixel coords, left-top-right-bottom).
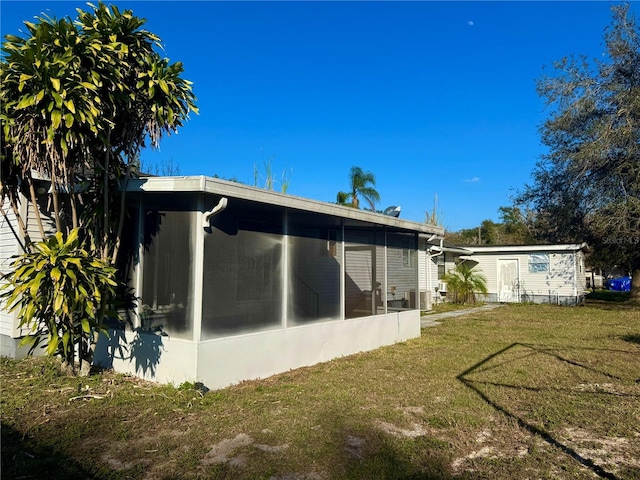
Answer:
xmin=2 ymin=302 xmax=639 ymax=479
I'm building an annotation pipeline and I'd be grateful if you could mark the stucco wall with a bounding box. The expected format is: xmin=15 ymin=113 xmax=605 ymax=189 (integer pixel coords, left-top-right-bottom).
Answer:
xmin=94 ymin=310 xmax=420 ymax=390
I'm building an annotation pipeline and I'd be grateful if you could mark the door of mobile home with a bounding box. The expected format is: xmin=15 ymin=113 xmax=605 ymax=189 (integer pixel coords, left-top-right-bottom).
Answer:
xmin=497 ymin=258 xmax=519 ymax=303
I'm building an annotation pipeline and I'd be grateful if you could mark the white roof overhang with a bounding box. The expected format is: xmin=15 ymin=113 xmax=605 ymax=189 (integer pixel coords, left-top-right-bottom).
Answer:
xmin=124 ymin=175 xmax=444 ymax=236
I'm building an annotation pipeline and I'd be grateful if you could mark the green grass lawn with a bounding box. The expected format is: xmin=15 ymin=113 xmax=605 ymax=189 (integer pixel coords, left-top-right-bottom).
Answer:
xmin=2 ymin=300 xmax=639 ymax=480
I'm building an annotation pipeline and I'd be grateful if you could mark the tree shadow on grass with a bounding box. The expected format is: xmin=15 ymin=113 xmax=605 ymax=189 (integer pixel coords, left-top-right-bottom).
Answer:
xmin=314 ymin=411 xmax=458 ymax=480
xmin=457 ymin=343 xmax=624 ymax=480
xmin=586 ymin=291 xmax=631 ymax=303
xmin=621 ymin=334 xmax=640 ymax=345
xmin=584 ymin=291 xmax=638 ymax=311
xmin=1 ymin=422 xmax=100 ymax=480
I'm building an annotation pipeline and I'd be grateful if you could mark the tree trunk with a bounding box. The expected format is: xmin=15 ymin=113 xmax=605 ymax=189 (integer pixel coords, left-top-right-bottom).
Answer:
xmin=102 ymin=134 xmax=110 ymax=262
xmin=68 ymin=172 xmax=79 ymax=230
xmin=111 ymin=163 xmax=132 ymax=265
xmin=3 ymin=192 xmax=31 ymax=250
xmin=79 ymin=330 xmax=101 ymax=377
xmin=50 ymin=168 xmax=63 ymax=233
xmin=26 ymin=176 xmax=46 ymax=239
xmin=630 ymin=261 xmax=640 ymax=304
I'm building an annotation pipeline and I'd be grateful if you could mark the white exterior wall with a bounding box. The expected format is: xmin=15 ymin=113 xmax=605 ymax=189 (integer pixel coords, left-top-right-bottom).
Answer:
xmin=94 ymin=310 xmax=419 ymax=390
xmin=94 ymin=331 xmax=198 ymax=385
xmin=386 ymin=247 xmax=415 ymax=304
xmin=1 ymin=197 xmax=21 ymax=340
xmin=197 ymin=310 xmax=419 ymax=390
xmin=418 ymin=242 xmax=427 ymax=292
xmin=469 ymin=248 xmax=586 ymax=304
xmin=418 ymin=238 xmax=442 ymax=310
xmin=1 ymin=191 xmax=62 ymax=357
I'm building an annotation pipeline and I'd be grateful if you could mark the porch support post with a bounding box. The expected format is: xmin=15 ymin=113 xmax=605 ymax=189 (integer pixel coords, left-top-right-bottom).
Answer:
xmin=340 ymin=221 xmax=345 ymax=320
xmin=282 ymin=209 xmax=288 ymax=328
xmin=133 ymin=195 xmax=144 ymax=329
xmin=192 ymin=193 xmax=205 ymax=343
xmin=415 ymin=232 xmax=419 ymax=310
xmin=383 ymin=227 xmax=388 ymax=314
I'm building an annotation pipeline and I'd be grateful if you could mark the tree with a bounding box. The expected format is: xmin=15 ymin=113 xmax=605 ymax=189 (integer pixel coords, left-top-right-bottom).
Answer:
xmin=445 ymin=206 xmax=536 ymax=246
xmin=139 ymin=157 xmax=181 ymax=176
xmin=336 ymin=166 xmax=380 ymax=210
xmin=516 ymin=4 xmax=640 ymax=302
xmin=0 ymin=2 xmax=197 ymax=373
xmin=497 ymin=206 xmax=537 ymax=244
xmin=442 ymin=263 xmax=488 ymax=305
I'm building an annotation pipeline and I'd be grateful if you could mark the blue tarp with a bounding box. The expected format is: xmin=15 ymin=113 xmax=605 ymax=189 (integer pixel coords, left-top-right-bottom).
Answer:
xmin=604 ymin=276 xmax=632 ymax=292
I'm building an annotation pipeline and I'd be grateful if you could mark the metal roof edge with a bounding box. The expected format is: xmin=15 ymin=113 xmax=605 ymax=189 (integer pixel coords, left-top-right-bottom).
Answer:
xmin=125 ymin=175 xmax=444 ymax=235
xmin=465 ymin=243 xmax=589 ymax=253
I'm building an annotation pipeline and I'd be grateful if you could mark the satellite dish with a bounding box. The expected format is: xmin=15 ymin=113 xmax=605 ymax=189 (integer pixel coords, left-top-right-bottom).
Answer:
xmin=383 ymin=205 xmax=401 ymax=218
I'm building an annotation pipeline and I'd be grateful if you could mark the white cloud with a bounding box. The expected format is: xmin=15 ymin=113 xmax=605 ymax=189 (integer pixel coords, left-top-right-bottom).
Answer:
xmin=464 ymin=177 xmax=480 ymax=183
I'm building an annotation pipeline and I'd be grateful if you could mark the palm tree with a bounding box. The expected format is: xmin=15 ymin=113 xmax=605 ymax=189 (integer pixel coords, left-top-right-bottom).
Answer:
xmin=337 ymin=166 xmax=380 ymax=210
xmin=442 ymin=263 xmax=489 ymax=305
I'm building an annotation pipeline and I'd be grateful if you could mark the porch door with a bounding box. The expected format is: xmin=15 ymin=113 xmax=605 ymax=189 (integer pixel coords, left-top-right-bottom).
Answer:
xmin=497 ymin=258 xmax=519 ymax=303
xmin=344 ymin=246 xmax=377 ymax=318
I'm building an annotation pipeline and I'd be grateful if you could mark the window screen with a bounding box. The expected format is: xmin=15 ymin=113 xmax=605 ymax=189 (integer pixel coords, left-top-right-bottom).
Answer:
xmin=387 ymin=232 xmax=418 ymax=309
xmin=287 ymin=212 xmax=342 ymax=326
xmin=344 ymin=228 xmax=385 ymax=319
xmin=141 ymin=210 xmax=195 ymax=339
xmin=201 ymin=201 xmax=283 ymax=339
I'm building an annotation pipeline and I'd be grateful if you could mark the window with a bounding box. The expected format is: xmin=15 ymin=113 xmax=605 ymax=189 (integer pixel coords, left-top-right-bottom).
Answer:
xmin=437 ymin=254 xmax=446 ymax=279
xmin=402 ymin=248 xmax=416 ymax=268
xmin=528 ymin=253 xmax=549 ymax=273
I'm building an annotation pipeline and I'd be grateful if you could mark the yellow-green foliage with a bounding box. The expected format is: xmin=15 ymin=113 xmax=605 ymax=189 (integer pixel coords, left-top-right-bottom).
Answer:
xmin=1 ymin=228 xmax=118 ymax=366
xmin=443 ymin=263 xmax=488 ymax=304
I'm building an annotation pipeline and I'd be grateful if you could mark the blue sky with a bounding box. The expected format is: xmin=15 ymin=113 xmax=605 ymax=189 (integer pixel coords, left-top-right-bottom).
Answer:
xmin=2 ymin=1 xmax=634 ymax=231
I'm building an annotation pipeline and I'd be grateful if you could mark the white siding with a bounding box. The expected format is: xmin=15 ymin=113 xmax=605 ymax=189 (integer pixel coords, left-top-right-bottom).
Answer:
xmin=1 ymin=192 xmax=57 ymax=342
xmin=1 ymin=197 xmax=21 ymax=337
xmin=418 ymin=241 xmax=427 ymax=291
xmin=470 ymin=250 xmax=584 ymax=303
xmin=386 ymin=247 xmax=415 ymax=303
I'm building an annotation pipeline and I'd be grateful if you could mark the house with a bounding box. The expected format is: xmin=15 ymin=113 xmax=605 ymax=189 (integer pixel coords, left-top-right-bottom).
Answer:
xmin=431 ymin=243 xmax=589 ymax=305
xmin=1 ymin=186 xmax=57 ymax=358
xmin=1 ymin=175 xmax=443 ymax=390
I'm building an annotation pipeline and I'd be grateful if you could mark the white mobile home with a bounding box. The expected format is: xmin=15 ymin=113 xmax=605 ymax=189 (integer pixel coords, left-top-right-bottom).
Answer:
xmin=1 ymin=176 xmax=443 ymax=390
xmin=436 ymin=244 xmax=589 ymax=305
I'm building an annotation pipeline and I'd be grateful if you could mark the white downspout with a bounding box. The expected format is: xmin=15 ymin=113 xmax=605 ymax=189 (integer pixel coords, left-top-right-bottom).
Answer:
xmin=202 ymin=197 xmax=228 ymax=229
xmin=426 ymin=235 xmax=444 ymax=306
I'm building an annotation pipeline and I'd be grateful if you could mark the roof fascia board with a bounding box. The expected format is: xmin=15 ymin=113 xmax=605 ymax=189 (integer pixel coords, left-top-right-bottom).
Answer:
xmin=467 ymin=243 xmax=589 ymax=253
xmin=125 ymin=175 xmax=444 ymax=236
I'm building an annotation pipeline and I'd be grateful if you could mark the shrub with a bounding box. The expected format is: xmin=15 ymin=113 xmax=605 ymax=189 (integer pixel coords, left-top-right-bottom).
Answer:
xmin=443 ymin=263 xmax=488 ymax=305
xmin=1 ymin=228 xmax=119 ymax=374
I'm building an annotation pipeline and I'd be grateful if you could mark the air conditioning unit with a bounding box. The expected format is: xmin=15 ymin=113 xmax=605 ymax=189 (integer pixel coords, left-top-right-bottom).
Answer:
xmin=438 ymin=281 xmax=447 ymax=293
xmin=420 ymin=290 xmax=432 ymax=310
